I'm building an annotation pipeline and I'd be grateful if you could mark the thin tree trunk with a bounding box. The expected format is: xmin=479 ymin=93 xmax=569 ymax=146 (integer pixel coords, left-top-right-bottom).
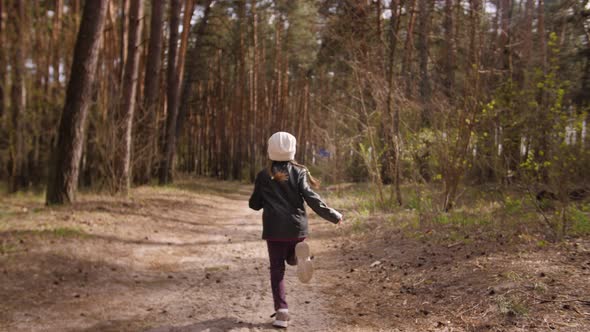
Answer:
xmin=375 ymin=0 xmax=382 ymax=42
xmin=175 ymin=0 xmax=194 ymax=88
xmin=52 ymin=0 xmax=63 ymax=93
xmin=135 ymin=0 xmax=165 ymax=185
xmin=120 ymin=0 xmax=129 ymax=80
xmin=442 ymin=0 xmax=456 ymax=98
xmin=401 ymin=0 xmax=417 ymax=96
xmin=443 ymin=0 xmax=481 ymax=211
xmin=0 ymin=0 xmax=5 ymax=119
xmin=159 ymin=0 xmax=182 ymax=184
xmin=383 ymin=0 xmax=403 ymax=205
xmin=521 ymin=0 xmax=534 ymax=85
xmin=536 ymin=0 xmax=549 ymax=181
xmin=499 ymin=0 xmax=520 ymax=178
xmin=273 ymin=16 xmax=282 ymax=132
xmin=8 ymin=0 xmax=27 ymax=192
xmin=114 ymin=0 xmax=143 ymax=193
xmin=250 ymin=0 xmax=258 ymax=182
xmin=416 ymin=0 xmax=434 ymax=127
xmin=160 ymin=0 xmax=195 ymax=184
xmin=176 ymin=0 xmax=213 ymax=141
xmin=233 ymin=0 xmax=246 ymax=180
xmin=46 ymin=0 xmax=108 ymax=204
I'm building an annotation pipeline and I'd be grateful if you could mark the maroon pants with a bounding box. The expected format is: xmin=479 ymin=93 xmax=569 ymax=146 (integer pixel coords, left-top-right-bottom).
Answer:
xmin=266 ymin=239 xmax=303 ymax=311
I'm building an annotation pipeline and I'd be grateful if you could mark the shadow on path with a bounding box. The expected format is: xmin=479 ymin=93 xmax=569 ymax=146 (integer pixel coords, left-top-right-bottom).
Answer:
xmin=144 ymin=317 xmax=271 ymax=332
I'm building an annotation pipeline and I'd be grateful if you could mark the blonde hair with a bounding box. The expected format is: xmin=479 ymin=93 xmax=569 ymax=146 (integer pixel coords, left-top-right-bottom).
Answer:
xmin=267 ymin=160 xmax=320 ymax=189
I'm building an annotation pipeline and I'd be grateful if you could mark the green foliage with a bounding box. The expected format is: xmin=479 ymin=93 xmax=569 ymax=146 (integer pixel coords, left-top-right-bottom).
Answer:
xmin=0 ymin=242 xmax=19 ymax=255
xmin=569 ymin=206 xmax=590 ymax=236
xmin=50 ymin=227 xmax=87 ymax=238
xmin=496 ymin=295 xmax=529 ymax=317
xmin=283 ymin=0 xmax=319 ymax=71
xmin=406 ymin=191 xmax=433 ymax=212
xmin=11 ymin=227 xmax=88 ymax=238
xmin=503 ymin=195 xmax=523 ymax=214
xmin=350 ymin=218 xmax=366 ymax=233
xmin=434 ymin=211 xmax=490 ymax=227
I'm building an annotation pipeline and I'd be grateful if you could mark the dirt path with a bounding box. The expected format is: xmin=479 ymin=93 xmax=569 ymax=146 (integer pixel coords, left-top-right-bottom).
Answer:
xmin=3 ymin=180 xmax=590 ymax=332
xmin=0 ymin=181 xmax=350 ymax=332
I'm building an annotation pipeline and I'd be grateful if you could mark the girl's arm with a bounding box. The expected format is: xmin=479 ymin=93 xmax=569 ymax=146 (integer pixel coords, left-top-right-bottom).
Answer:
xmin=299 ymin=172 xmax=342 ymax=223
xmin=249 ymin=174 xmax=264 ymax=210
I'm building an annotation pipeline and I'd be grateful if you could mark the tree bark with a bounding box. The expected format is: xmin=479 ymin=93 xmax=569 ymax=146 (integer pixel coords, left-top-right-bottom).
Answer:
xmin=383 ymin=0 xmax=403 ymax=205
xmin=443 ymin=0 xmax=481 ymax=211
xmin=176 ymin=0 xmax=213 ymax=142
xmin=52 ymin=0 xmax=63 ymax=92
xmin=119 ymin=0 xmax=129 ymax=80
xmin=175 ymin=0 xmax=194 ymax=88
xmin=401 ymin=0 xmax=417 ymax=96
xmin=442 ymin=0 xmax=456 ymax=98
xmin=8 ymin=0 xmax=27 ymax=192
xmin=159 ymin=0 xmax=186 ymax=184
xmin=158 ymin=0 xmax=181 ymax=184
xmin=416 ymin=0 xmax=434 ymax=127
xmin=0 ymin=0 xmax=6 ymax=119
xmin=232 ymin=0 xmax=246 ymax=180
xmin=114 ymin=0 xmax=143 ymax=193
xmin=46 ymin=0 xmax=108 ymax=204
xmin=250 ymin=0 xmax=259 ymax=182
xmin=536 ymin=0 xmax=549 ymax=182
xmin=135 ymin=0 xmax=165 ymax=185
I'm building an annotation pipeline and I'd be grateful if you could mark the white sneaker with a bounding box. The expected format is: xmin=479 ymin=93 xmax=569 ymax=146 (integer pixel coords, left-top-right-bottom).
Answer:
xmin=295 ymin=242 xmax=313 ymax=283
xmin=272 ymin=308 xmax=290 ymax=328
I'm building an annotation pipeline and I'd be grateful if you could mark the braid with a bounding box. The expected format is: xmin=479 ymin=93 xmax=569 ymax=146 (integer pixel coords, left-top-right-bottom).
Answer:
xmin=290 ymin=160 xmax=320 ymax=189
xmin=268 ymin=161 xmax=288 ymax=182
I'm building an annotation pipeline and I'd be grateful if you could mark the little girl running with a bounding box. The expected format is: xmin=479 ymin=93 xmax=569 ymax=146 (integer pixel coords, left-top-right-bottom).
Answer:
xmin=249 ymin=131 xmax=343 ymax=328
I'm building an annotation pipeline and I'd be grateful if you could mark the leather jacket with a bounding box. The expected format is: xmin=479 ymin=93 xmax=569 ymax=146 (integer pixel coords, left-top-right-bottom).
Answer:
xmin=249 ymin=161 xmax=342 ymax=240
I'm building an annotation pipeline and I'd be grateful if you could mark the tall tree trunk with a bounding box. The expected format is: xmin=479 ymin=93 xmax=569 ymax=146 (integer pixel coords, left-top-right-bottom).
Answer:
xmin=442 ymin=0 xmax=456 ymax=99
xmin=114 ymin=0 xmax=143 ymax=193
xmin=135 ymin=0 xmax=165 ymax=185
xmin=232 ymin=0 xmax=246 ymax=180
xmin=8 ymin=0 xmax=27 ymax=192
xmin=414 ymin=0 xmax=434 ymax=182
xmin=46 ymin=0 xmax=108 ymax=205
xmin=250 ymin=0 xmax=259 ymax=182
xmin=383 ymin=0 xmax=403 ymax=205
xmin=159 ymin=0 xmax=194 ymax=184
xmin=159 ymin=0 xmax=182 ymax=184
xmin=416 ymin=0 xmax=434 ymax=127
xmin=176 ymin=0 xmax=213 ymax=142
xmin=175 ymin=0 xmax=194 ymax=87
xmin=52 ymin=0 xmax=63 ymax=93
xmin=443 ymin=0 xmax=481 ymax=211
xmin=498 ymin=0 xmax=520 ymax=179
xmin=537 ymin=0 xmax=547 ymax=74
xmin=119 ymin=0 xmax=129 ymax=80
xmin=0 ymin=0 xmax=6 ymax=119
xmin=272 ymin=15 xmax=282 ymax=132
xmin=536 ymin=0 xmax=549 ymax=181
xmin=521 ymin=0 xmax=534 ymax=85
xmin=499 ymin=0 xmax=513 ymax=76
xmin=401 ymin=0 xmax=417 ymax=96
xmin=375 ymin=0 xmax=382 ymax=42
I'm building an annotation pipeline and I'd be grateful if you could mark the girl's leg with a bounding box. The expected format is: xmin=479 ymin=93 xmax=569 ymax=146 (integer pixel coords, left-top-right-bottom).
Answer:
xmin=286 ymin=239 xmax=304 ymax=266
xmin=267 ymin=241 xmax=288 ymax=311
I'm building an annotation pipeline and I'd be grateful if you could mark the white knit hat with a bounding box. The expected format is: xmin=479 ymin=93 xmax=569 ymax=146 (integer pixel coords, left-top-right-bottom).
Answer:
xmin=268 ymin=132 xmax=296 ymax=161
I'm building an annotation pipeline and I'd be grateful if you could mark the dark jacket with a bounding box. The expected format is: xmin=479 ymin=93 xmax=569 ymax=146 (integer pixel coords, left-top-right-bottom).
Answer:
xmin=249 ymin=161 xmax=342 ymax=239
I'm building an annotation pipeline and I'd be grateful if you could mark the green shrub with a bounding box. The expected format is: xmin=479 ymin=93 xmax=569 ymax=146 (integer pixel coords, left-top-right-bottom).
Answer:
xmin=569 ymin=207 xmax=590 ymax=235
xmin=504 ymin=195 xmax=523 ymax=214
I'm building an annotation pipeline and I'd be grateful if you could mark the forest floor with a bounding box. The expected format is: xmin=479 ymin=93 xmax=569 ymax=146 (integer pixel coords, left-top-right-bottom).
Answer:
xmin=1 ymin=178 xmax=589 ymax=332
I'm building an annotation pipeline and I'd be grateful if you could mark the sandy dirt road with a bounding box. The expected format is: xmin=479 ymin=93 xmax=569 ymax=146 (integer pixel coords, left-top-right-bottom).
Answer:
xmin=5 ymin=180 xmax=588 ymax=332
xmin=0 ymin=181 xmax=350 ymax=332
